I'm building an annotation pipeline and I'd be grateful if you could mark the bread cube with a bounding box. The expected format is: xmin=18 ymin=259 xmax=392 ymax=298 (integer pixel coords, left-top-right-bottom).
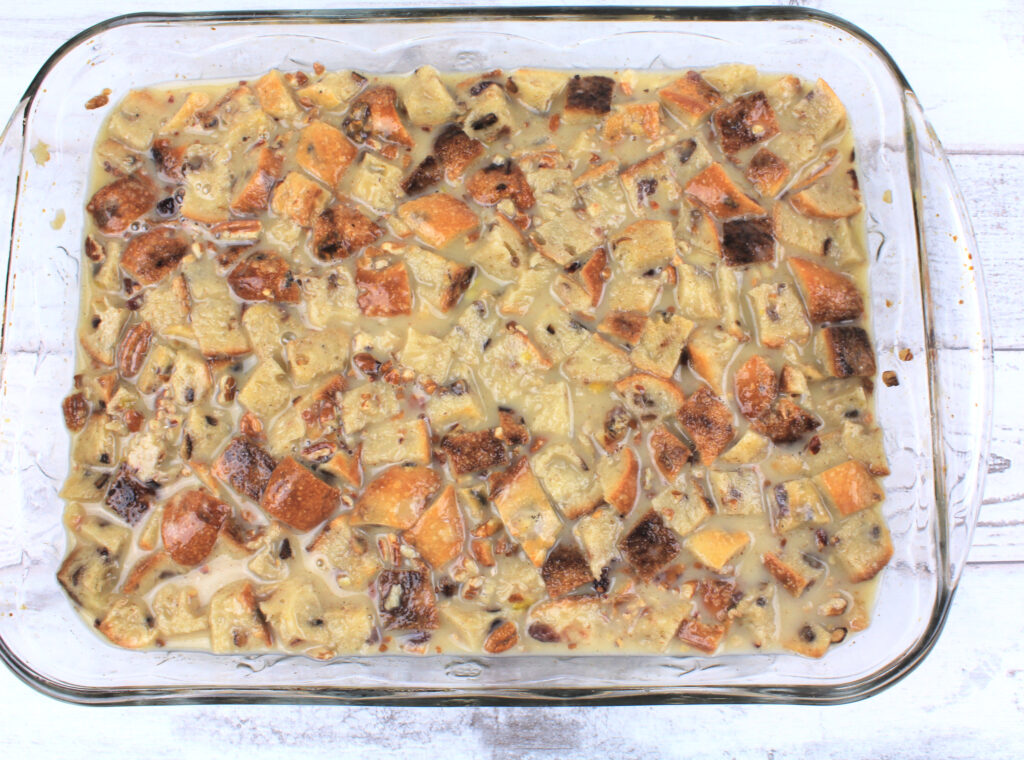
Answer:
xmin=791 ymin=79 xmax=847 ymax=145
xmin=471 ymin=215 xmax=531 ymax=282
xmin=302 ymin=267 xmax=360 ymax=328
xmin=397 ymin=327 xmax=453 ymax=383
xmin=721 ymin=216 xmax=776 ymax=266
xmin=595 ymin=446 xmax=639 ymax=516
xmin=353 ymin=464 xmax=441 ymax=530
xmin=770 ymin=478 xmax=830 ymax=533
xmin=713 ymin=91 xmax=780 ymax=155
xmin=734 ymin=354 xmax=778 ymax=421
xmin=564 ymin=74 xmax=614 ymax=120
xmin=685 ymin=163 xmax=765 ymax=219
xmin=773 ymin=200 xmax=858 ymax=264
xmin=817 ymin=381 xmax=871 ymax=428
xmin=307 ymin=513 xmax=380 ymax=590
xmin=490 ymin=457 xmax=561 ymax=566
xmin=841 ymin=420 xmax=890 ymax=477
xmin=340 ymin=381 xmax=400 ymax=434
xmin=533 ymin=304 xmax=591 ymax=362
xmin=398 ymin=193 xmax=479 ymax=249
xmin=684 ymin=528 xmax=749 ymax=572
xmin=402 ymin=485 xmax=465 ymax=569
xmin=604 ymin=271 xmax=665 ymax=314
xmin=818 ymin=325 xmax=876 ymax=378
xmin=402 ymin=244 xmax=475 ymax=313
xmin=528 ymin=595 xmax=605 ymax=646
xmin=748 ymin=281 xmax=810 ymax=348
xmin=160 ymin=488 xmax=229 ymax=566
xmin=458 ymin=79 xmax=516 ymax=143
xmin=87 ymin=173 xmax=157 ymax=234
xmin=295 ymin=69 xmax=366 ymax=110
xmin=310 ymin=202 xmax=383 ymax=262
xmin=440 ymin=429 xmax=509 ymax=476
xmin=834 ymin=507 xmax=894 ymax=582
xmin=686 ymin=325 xmax=739 ymax=395
xmin=286 ymin=327 xmax=349 ymax=386
xmin=104 ymin=466 xmax=154 ymax=526
xmin=563 ymin=334 xmax=632 ymax=385
xmin=612 ymin=219 xmax=676 ymax=276
xmin=260 ymin=456 xmax=339 ymax=531
xmin=745 ymin=148 xmax=789 ymax=197
xmin=355 ymin=259 xmax=413 ymax=317
xmin=619 ymin=510 xmax=681 ymax=582
xmin=347 ymin=153 xmax=404 ymax=214
xmin=377 ymin=568 xmax=440 ymax=632
xmin=79 ymin=297 xmax=129 ymax=367
xmin=402 ymin=66 xmax=458 ymax=127
xmin=212 ymin=436 xmax=276 ymax=502
xmin=674 ymin=260 xmax=722 ymax=320
xmin=426 ymin=382 xmax=485 ymax=430
xmin=631 ymin=312 xmax=694 ymax=378
xmin=362 ymin=418 xmax=432 ymax=467
xmin=468 ymin=158 xmax=535 ymax=211
xmin=762 ymin=548 xmax=824 ymax=598
xmin=815 ymin=460 xmax=885 ymax=516
xmin=254 ymin=69 xmax=301 ymax=118
xmin=791 ymin=166 xmax=862 ymax=219
xmin=269 ymin=171 xmax=329 ymax=227
xmin=434 ymin=124 xmax=485 ymax=181
xmin=152 ymin=584 xmax=207 ymax=637
xmin=752 ymin=396 xmax=820 ymax=444
xmin=646 ymin=424 xmax=690 ymax=481
xmin=295 ymin=120 xmax=356 ymax=188
xmin=541 ymin=542 xmax=594 ymax=599
xmin=575 ymin=160 xmax=630 ymax=232
xmin=532 ymin=442 xmax=603 ymax=520
xmin=344 ymin=85 xmax=414 ymax=147
xmin=619 ymin=152 xmax=679 ymax=217
xmin=658 ymin=71 xmax=722 ymax=125
xmin=600 ymin=310 xmax=647 ymax=346
xmin=237 ymin=359 xmax=291 ymax=422
xmin=107 ymin=90 xmax=161 ymax=150
xmin=227 ymin=251 xmax=300 ymax=304
xmin=602 ymin=101 xmax=662 ymax=143
xmin=615 ymin=373 xmax=687 ymax=423
xmin=789 ymin=257 xmax=864 ymax=323
xmin=210 ymin=580 xmax=273 ymax=653
xmin=57 ymin=544 xmax=122 ymax=612
xmin=531 ymin=211 xmax=601 ymax=267
xmin=508 ymin=68 xmax=568 ymax=112
xmin=573 ymin=505 xmax=623 ymax=579
xmin=652 ymin=476 xmax=713 ymax=538
xmin=709 ymin=468 xmax=764 ymax=515
xmin=677 ymin=386 xmax=735 ymax=465
xmin=98 ymin=597 xmax=158 ymax=649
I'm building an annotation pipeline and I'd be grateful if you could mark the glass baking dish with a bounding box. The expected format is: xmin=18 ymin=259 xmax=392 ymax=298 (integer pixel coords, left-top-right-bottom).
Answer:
xmin=0 ymin=6 xmax=991 ymax=705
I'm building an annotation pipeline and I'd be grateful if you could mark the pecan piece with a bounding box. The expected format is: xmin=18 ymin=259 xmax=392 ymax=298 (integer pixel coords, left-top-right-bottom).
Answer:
xmin=483 ymin=620 xmax=519 ymax=653
xmin=116 ymin=321 xmax=153 ymax=378
xmin=62 ymin=393 xmax=89 ymax=432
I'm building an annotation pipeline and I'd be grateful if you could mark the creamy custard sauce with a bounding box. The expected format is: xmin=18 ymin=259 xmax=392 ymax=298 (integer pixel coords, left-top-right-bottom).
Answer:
xmin=59 ymin=64 xmax=892 ymax=658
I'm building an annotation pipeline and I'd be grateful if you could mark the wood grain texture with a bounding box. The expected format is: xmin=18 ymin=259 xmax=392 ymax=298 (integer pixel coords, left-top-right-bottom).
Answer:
xmin=0 ymin=0 xmax=1021 ymax=756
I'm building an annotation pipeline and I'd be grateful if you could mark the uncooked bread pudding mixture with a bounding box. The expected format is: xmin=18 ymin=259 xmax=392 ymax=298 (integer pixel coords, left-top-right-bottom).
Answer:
xmin=59 ymin=62 xmax=892 ymax=659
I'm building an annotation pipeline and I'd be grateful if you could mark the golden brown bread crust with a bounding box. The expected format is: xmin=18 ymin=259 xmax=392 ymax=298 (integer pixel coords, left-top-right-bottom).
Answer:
xmin=86 ymin=173 xmax=156 ymax=234
xmin=377 ymin=569 xmax=439 ymax=630
xmin=790 ymin=257 xmax=864 ymax=323
xmin=295 ymin=120 xmax=357 ymax=187
xmin=161 ymin=488 xmax=230 ymax=566
xmin=762 ymin=551 xmax=812 ymax=597
xmin=353 ymin=465 xmax=442 ymax=529
xmin=467 ymin=159 xmax=535 ymax=211
xmin=684 ymin=163 xmax=765 ymax=219
xmin=658 ymin=71 xmax=722 ymax=124
xmin=677 ymin=617 xmax=725 ymax=653
xmin=821 ymin=326 xmax=876 ymax=378
xmin=440 ymin=429 xmax=509 ymax=476
xmin=403 ymin=485 xmax=465 ymax=569
xmin=402 ymin=155 xmax=444 ymax=196
xmin=676 ymin=386 xmax=735 ymax=465
xmin=397 ymin=193 xmax=479 ymax=249
xmin=231 ymin=146 xmax=284 ymax=214
xmin=355 ymin=259 xmax=413 ymax=317
xmin=343 ymin=86 xmax=414 ymax=148
xmin=745 ymin=148 xmax=790 ymax=197
xmin=648 ymin=424 xmax=692 ymax=482
xmin=816 ymin=460 xmax=884 ymax=516
xmin=619 ymin=509 xmax=681 ymax=582
xmin=433 ymin=124 xmax=485 ymax=181
xmin=121 ymin=227 xmax=190 ymax=285
xmin=721 ymin=216 xmax=775 ymax=266
xmin=752 ymin=397 xmax=820 ymax=444
xmin=712 ymin=91 xmax=780 ymax=155
xmin=541 ymin=542 xmax=594 ymax=598
xmin=104 ymin=465 xmax=155 ymax=525
xmin=600 ymin=310 xmax=646 ymax=346
xmin=311 ymin=203 xmax=383 ymax=261
xmin=565 ymin=75 xmax=614 ymax=116
xmin=227 ymin=251 xmax=301 ymax=303
xmin=259 ymin=456 xmax=340 ymax=531
xmin=735 ymin=355 xmax=778 ymax=421
xmin=212 ymin=437 xmax=277 ymax=502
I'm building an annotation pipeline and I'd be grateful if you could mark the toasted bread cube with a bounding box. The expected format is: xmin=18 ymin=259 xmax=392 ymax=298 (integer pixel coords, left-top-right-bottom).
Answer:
xmin=653 ymin=475 xmax=713 ymax=538
xmin=533 ymin=304 xmax=591 ymax=362
xmin=210 ymin=580 xmax=272 ymax=653
xmin=254 ymin=69 xmax=301 ymax=118
xmin=402 ymin=244 xmax=474 ymax=313
xmin=286 ymin=327 xmax=349 ymax=386
xmin=631 ymin=312 xmax=694 ymax=378
xmin=834 ymin=507 xmax=893 ymax=582
xmin=471 ymin=215 xmax=530 ymax=282
xmin=302 ymin=267 xmax=360 ymax=328
xmin=161 ymin=488 xmax=229 ymax=566
xmin=260 ymin=457 xmax=339 ymax=531
xmin=398 ymin=327 xmax=453 ymax=383
xmin=362 ymin=418 xmax=432 ymax=467
xmin=600 ymin=310 xmax=647 ymax=346
xmin=575 ymin=160 xmax=630 ymax=233
xmin=57 ymin=543 xmax=121 ymax=612
xmin=152 ymin=584 xmax=207 ymax=637
xmin=773 ymin=201 xmax=857 ymax=263
xmin=713 ymin=91 xmax=780 ymax=155
xmin=79 ymin=298 xmax=128 ymax=366
xmin=553 ymin=274 xmax=591 ymax=314
xmin=616 ymin=373 xmax=687 ymax=423
xmin=719 ymin=429 xmax=771 ymax=465
xmin=522 ymin=381 xmax=572 ymax=438
xmin=296 ymin=69 xmax=366 ymax=109
xmin=107 ymin=90 xmax=161 ymax=150
xmin=401 ymin=154 xmax=443 ymax=196
xmin=227 ymin=250 xmax=301 ymax=304
xmin=602 ymin=101 xmax=662 ymax=143
xmin=183 ymin=257 xmax=251 ymax=358
xmin=508 ymin=68 xmax=568 ymax=112
xmin=257 ymin=578 xmax=333 ymax=649
xmin=721 ymin=216 xmax=775 ymax=266
xmin=789 ymin=257 xmax=863 ymax=323
xmin=241 ymin=303 xmax=295 ymax=360
xmin=647 ymin=424 xmax=691 ymax=482
xmin=434 ymin=124 xmax=485 ymax=181
xmin=307 ymin=513 xmax=380 ymax=590
xmin=749 ymin=281 xmax=810 ymax=348
xmin=71 ymin=412 xmax=117 ymax=469
xmin=604 ymin=272 xmax=665 ymax=314
xmin=528 ymin=596 xmax=605 ymax=646
xmin=426 ymin=383 xmax=485 ymax=429
xmin=121 ymin=549 xmax=181 ymax=595
xmin=270 ymin=171 xmax=329 ymax=227
xmin=401 ymin=484 xmax=465 ymax=569
xmin=745 ymin=148 xmax=789 ymax=197
xmin=573 ymin=505 xmax=623 ymax=579
xmin=86 ymin=173 xmax=156 ymax=234
xmin=457 ymin=78 xmax=516 ymax=143
xmin=541 ymin=542 xmax=594 ymax=599
xmin=619 ymin=510 xmax=681 ymax=582
xmin=355 ymin=259 xmax=413 ymax=317
xmin=180 ymin=143 xmax=234 ymax=223
xmin=138 ymin=273 xmax=190 ymax=340
xmin=841 ymin=421 xmax=890 ymax=476
xmin=815 ymin=460 xmax=885 ymax=516
xmin=496 ymin=260 xmax=556 ymax=317
xmin=104 ymin=466 xmax=154 ymax=526
xmin=377 ymin=568 xmax=440 ymax=631
xmin=752 ymin=396 xmax=820 ymax=444
xmin=398 ymin=193 xmax=479 ymax=250
xmin=612 ymin=219 xmax=676 ymax=276
xmin=676 ymin=616 xmax=726 ymax=654
xmin=764 ymin=550 xmax=821 ymax=597
xmin=709 ymin=468 xmax=764 ymax=516
xmin=354 ymin=464 xmax=441 ymax=530
xmin=597 ymin=446 xmax=639 ymax=516
xmin=674 ymin=260 xmax=721 ymax=321
xmin=340 ymin=382 xmax=400 ymax=434
xmin=791 ymin=166 xmax=862 ymax=219
xmin=310 ymin=202 xmax=382 ymax=263
xmin=237 ymin=359 xmax=292 ymax=422
xmin=685 ymin=163 xmax=764 ymax=219
xmin=783 ymin=622 xmax=831 ymax=658
xmin=685 ymin=327 xmax=736 ymax=396
xmin=532 ymin=443 xmax=603 ymax=520
xmin=402 ymin=65 xmax=457 ymax=127
xmin=345 ymin=85 xmax=414 ymax=147
xmin=295 ymin=120 xmax=356 ymax=188
xmin=467 ymin=159 xmax=535 ymax=211
xmin=677 ymin=386 xmax=734 ymax=465
xmin=779 ymin=364 xmax=809 ymax=396
xmin=770 ymin=478 xmax=830 ymax=533
xmin=490 ymin=457 xmax=561 ymax=566
xmin=792 ymin=78 xmax=846 ymax=144
xmin=619 ymin=151 xmax=678 ymax=217
xmin=658 ymin=71 xmax=723 ymax=125
xmin=564 ymin=74 xmax=614 ymax=120
xmin=348 ymin=153 xmax=404 ymax=213
xmin=98 ymin=597 xmax=158 ymax=649
xmin=685 ymin=528 xmax=749 ymax=572
xmin=735 ymin=354 xmax=778 ymax=421
xmin=563 ymin=334 xmax=632 ymax=385
xmin=440 ymin=429 xmax=509 ymax=476
xmin=531 ymin=211 xmax=601 ymax=268
xmin=818 ymin=326 xmax=876 ymax=378
xmin=212 ymin=436 xmax=276 ymax=501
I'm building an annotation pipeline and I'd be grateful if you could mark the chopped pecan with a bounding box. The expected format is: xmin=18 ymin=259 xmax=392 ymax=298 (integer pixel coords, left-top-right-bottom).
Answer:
xmin=62 ymin=393 xmax=89 ymax=432
xmin=483 ymin=620 xmax=519 ymax=653
xmin=116 ymin=321 xmax=153 ymax=378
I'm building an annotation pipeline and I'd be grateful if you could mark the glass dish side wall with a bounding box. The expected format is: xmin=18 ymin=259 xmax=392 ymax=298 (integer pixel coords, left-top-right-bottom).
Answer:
xmin=0 ymin=8 xmax=988 ymax=705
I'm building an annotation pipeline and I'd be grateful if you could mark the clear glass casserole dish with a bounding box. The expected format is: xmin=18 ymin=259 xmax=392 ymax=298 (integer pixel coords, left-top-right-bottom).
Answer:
xmin=0 ymin=6 xmax=991 ymax=705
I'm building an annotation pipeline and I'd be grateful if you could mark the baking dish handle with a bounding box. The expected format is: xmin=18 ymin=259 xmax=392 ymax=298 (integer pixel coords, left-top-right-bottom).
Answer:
xmin=0 ymin=98 xmax=28 ymax=353
xmin=904 ymin=92 xmax=993 ymax=590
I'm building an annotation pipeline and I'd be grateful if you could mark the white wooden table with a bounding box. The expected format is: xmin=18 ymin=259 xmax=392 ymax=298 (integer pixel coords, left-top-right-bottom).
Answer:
xmin=1 ymin=1 xmax=1021 ymax=756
